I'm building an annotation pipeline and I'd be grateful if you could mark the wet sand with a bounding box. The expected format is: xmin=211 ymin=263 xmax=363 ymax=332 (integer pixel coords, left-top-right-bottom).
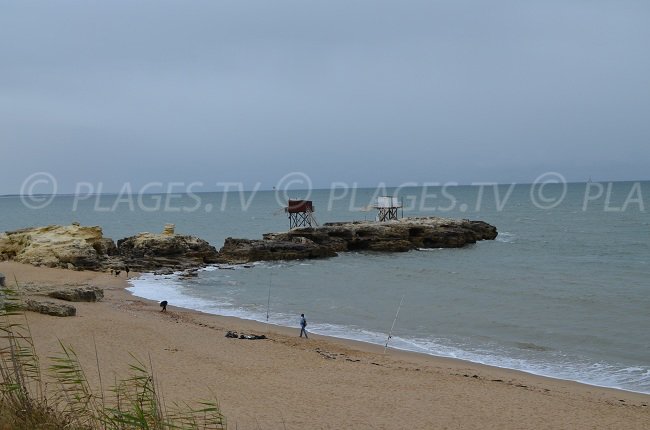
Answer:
xmin=1 ymin=261 xmax=648 ymax=429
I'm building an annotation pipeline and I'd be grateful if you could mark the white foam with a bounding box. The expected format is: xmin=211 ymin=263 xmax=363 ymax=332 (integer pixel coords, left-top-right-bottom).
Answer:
xmin=496 ymin=232 xmax=516 ymax=243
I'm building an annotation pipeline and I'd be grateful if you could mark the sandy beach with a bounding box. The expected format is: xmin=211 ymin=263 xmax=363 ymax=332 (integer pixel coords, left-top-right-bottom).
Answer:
xmin=1 ymin=261 xmax=648 ymax=429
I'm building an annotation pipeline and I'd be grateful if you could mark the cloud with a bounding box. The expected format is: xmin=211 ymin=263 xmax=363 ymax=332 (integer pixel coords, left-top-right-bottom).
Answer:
xmin=1 ymin=1 xmax=649 ymax=194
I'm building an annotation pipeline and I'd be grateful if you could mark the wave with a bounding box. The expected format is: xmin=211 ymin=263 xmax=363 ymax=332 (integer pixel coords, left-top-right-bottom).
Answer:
xmin=496 ymin=232 xmax=516 ymax=243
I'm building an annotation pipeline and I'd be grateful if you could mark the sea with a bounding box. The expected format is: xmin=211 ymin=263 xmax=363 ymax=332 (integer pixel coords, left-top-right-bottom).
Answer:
xmin=1 ymin=181 xmax=649 ymax=394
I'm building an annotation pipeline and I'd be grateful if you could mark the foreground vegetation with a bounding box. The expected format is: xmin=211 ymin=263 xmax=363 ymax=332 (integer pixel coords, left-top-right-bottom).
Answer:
xmin=0 ymin=281 xmax=226 ymax=429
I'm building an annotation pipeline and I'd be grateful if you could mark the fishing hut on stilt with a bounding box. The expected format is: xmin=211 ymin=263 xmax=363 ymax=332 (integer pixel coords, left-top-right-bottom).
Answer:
xmin=374 ymin=196 xmax=403 ymax=221
xmin=285 ymin=199 xmax=318 ymax=229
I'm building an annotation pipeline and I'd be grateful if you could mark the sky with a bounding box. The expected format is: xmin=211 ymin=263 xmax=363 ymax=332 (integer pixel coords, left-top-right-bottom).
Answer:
xmin=1 ymin=0 xmax=649 ymax=195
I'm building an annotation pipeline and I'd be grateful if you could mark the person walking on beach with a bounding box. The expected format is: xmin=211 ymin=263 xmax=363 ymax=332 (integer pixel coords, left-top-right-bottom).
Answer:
xmin=160 ymin=300 xmax=168 ymax=312
xmin=299 ymin=313 xmax=308 ymax=338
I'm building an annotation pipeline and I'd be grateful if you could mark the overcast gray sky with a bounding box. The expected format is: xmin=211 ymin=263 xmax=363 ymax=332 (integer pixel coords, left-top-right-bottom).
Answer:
xmin=1 ymin=0 xmax=649 ymax=194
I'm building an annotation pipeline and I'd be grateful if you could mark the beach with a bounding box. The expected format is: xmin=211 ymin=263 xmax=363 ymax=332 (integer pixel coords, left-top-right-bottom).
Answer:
xmin=1 ymin=260 xmax=648 ymax=429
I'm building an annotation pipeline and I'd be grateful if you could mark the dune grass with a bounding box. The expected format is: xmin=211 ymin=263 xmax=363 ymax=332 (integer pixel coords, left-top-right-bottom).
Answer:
xmin=0 ymin=280 xmax=227 ymax=429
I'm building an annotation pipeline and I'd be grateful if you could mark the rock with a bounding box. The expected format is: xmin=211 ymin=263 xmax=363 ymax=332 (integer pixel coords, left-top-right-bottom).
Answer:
xmin=154 ymin=268 xmax=175 ymax=276
xmin=117 ymin=232 xmax=220 ymax=271
xmin=48 ymin=286 xmax=104 ymax=302
xmin=0 ymin=225 xmax=112 ymax=270
xmin=295 ymin=218 xmax=497 ymax=250
xmin=217 ymin=217 xmax=497 ymax=264
xmin=162 ymin=224 xmax=175 ymax=235
xmin=179 ymin=269 xmax=199 ymax=279
xmin=97 ymin=238 xmax=119 ymax=256
xmin=0 ymin=273 xmax=5 ymax=287
xmin=1 ymin=218 xmax=497 ymax=271
xmin=0 ymin=224 xmax=219 ymax=273
xmin=215 ymin=237 xmax=337 ymax=264
xmin=25 ymin=299 xmax=76 ymax=317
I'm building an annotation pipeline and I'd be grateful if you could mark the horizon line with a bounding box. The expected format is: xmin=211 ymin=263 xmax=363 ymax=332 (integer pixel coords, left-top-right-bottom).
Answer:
xmin=2 ymin=178 xmax=648 ymax=198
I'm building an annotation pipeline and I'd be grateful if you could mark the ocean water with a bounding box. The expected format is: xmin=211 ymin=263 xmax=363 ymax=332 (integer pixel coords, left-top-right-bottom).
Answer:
xmin=1 ymin=182 xmax=649 ymax=393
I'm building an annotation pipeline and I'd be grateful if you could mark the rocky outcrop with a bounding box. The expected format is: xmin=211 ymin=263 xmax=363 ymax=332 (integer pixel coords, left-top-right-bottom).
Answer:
xmin=0 ymin=224 xmax=113 ymax=270
xmin=48 ymin=286 xmax=104 ymax=302
xmin=216 ymin=237 xmax=337 ymax=264
xmin=216 ymin=217 xmax=497 ymax=264
xmin=283 ymin=217 xmax=498 ymax=251
xmin=116 ymin=232 xmax=219 ymax=271
xmin=1 ymin=217 xmax=498 ymax=270
xmin=0 ymin=224 xmax=219 ymax=272
xmin=25 ymin=299 xmax=76 ymax=317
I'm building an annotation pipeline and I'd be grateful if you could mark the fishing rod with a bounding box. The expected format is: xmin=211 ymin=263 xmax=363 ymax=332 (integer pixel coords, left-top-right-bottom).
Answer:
xmin=384 ymin=294 xmax=405 ymax=353
xmin=266 ymin=272 xmax=272 ymax=322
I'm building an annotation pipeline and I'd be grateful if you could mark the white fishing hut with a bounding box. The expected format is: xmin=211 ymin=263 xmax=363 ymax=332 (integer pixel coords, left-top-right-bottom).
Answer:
xmin=374 ymin=196 xmax=403 ymax=221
